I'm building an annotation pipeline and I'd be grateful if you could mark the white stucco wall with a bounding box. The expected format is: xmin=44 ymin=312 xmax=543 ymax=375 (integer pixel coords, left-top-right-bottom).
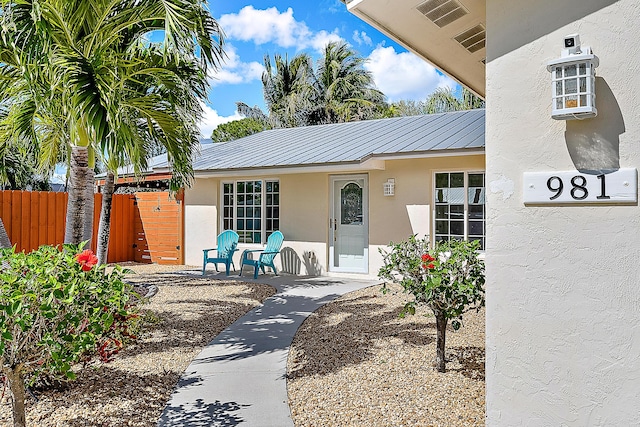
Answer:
xmin=183 ymin=178 xmax=219 ymax=267
xmin=486 ymin=0 xmax=640 ymax=424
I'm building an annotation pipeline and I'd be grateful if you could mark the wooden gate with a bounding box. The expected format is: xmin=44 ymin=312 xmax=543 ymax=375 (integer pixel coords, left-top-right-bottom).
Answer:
xmin=132 ymin=192 xmax=183 ymax=264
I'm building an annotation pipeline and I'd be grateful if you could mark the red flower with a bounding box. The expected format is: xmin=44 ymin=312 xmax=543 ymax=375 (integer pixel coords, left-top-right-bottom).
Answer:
xmin=427 ymin=263 xmax=435 ymax=269
xmin=76 ymin=249 xmax=98 ymax=271
xmin=421 ymin=253 xmax=435 ymax=262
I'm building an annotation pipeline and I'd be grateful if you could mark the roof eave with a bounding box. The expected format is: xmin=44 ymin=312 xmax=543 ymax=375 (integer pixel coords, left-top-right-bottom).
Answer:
xmin=192 ymin=147 xmax=484 ymax=178
xmin=346 ymin=0 xmax=487 ymax=97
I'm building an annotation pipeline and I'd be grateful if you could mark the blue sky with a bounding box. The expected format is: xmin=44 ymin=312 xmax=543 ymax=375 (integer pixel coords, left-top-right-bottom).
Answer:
xmin=199 ymin=0 xmax=457 ymax=137
xmin=52 ymin=1 xmax=456 ymax=184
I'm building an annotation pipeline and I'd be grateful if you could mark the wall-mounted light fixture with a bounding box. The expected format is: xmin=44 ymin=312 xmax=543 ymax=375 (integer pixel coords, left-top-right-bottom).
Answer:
xmin=547 ymin=34 xmax=599 ymax=120
xmin=383 ymin=178 xmax=395 ymax=196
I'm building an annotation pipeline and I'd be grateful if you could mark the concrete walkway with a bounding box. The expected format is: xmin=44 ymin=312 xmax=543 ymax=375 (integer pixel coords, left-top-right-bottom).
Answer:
xmin=157 ymin=273 xmax=378 ymax=427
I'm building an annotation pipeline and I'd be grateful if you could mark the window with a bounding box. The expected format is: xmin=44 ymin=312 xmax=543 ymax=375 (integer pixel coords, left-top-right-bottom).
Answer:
xmin=434 ymin=172 xmax=485 ymax=249
xmin=222 ymin=180 xmax=279 ymax=243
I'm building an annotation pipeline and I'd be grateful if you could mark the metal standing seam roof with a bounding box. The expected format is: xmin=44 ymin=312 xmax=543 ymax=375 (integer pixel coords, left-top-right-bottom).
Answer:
xmin=152 ymin=109 xmax=485 ymax=173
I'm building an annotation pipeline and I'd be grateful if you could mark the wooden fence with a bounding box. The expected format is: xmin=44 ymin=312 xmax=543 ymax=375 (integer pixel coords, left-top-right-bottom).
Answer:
xmin=0 ymin=190 xmax=183 ymax=264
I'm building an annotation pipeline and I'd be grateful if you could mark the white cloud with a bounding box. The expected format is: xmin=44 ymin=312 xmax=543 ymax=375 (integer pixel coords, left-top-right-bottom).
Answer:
xmin=209 ymin=44 xmax=264 ymax=87
xmin=198 ymin=102 xmax=243 ymax=139
xmin=352 ymin=30 xmax=372 ymax=46
xmin=365 ymin=45 xmax=457 ymax=101
xmin=219 ymin=6 xmax=343 ymax=52
xmin=309 ymin=30 xmax=343 ymax=52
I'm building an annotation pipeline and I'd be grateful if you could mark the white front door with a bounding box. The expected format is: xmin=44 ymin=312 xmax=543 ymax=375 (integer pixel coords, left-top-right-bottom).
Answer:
xmin=329 ymin=175 xmax=368 ymax=273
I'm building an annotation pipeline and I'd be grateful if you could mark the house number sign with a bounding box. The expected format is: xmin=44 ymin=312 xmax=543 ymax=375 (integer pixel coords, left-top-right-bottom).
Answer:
xmin=523 ymin=168 xmax=637 ymax=204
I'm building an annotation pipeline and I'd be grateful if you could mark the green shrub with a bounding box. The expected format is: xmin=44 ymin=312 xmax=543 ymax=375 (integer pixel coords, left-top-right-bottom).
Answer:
xmin=379 ymin=236 xmax=485 ymax=372
xmin=0 ymin=243 xmax=139 ymax=427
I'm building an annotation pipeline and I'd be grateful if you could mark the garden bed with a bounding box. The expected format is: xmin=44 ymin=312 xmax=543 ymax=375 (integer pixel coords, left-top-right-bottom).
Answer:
xmin=0 ymin=265 xmax=275 ymax=427
xmin=287 ymin=283 xmax=485 ymax=427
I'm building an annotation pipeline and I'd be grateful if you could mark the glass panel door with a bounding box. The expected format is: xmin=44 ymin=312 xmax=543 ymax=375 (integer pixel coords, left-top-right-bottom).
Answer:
xmin=330 ymin=175 xmax=368 ymax=273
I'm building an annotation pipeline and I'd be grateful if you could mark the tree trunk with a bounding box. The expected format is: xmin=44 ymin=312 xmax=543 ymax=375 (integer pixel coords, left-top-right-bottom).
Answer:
xmin=64 ymin=146 xmax=90 ymax=244
xmin=97 ymin=172 xmax=115 ymax=265
xmin=434 ymin=310 xmax=448 ymax=373
xmin=0 ymin=218 xmax=11 ymax=249
xmin=82 ymin=168 xmax=95 ymax=248
xmin=5 ymin=368 xmax=26 ymax=427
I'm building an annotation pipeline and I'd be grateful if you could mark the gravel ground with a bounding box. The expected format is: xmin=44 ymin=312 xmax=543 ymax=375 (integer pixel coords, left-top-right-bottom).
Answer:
xmin=0 ymin=264 xmax=275 ymax=427
xmin=1 ymin=264 xmax=485 ymax=426
xmin=287 ymin=283 xmax=485 ymax=427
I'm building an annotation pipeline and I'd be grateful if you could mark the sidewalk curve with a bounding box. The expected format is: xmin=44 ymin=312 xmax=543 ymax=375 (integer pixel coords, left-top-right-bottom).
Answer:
xmin=157 ymin=273 xmax=378 ymax=427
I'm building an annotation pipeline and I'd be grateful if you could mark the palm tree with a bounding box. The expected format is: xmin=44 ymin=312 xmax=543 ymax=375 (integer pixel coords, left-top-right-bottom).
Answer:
xmin=237 ymin=52 xmax=314 ymax=128
xmin=237 ymin=41 xmax=385 ymax=128
xmin=0 ymin=0 xmax=223 ymax=251
xmin=261 ymin=53 xmax=314 ymax=127
xmin=423 ymin=87 xmax=485 ymax=114
xmin=384 ymin=87 xmax=485 ymax=117
xmin=0 ymin=2 xmax=223 ymax=424
xmin=311 ymin=41 xmax=385 ymax=124
xmin=96 ymin=47 xmax=213 ymax=264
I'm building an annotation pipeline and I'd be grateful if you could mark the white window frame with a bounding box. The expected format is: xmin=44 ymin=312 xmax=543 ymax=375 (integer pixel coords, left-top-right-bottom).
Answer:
xmin=220 ymin=178 xmax=279 ymax=244
xmin=432 ymin=170 xmax=486 ymax=250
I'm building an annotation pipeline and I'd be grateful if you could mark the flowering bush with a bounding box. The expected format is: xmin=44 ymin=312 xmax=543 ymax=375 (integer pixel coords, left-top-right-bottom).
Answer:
xmin=0 ymin=243 xmax=140 ymax=427
xmin=75 ymin=249 xmax=98 ymax=271
xmin=379 ymin=235 xmax=485 ymax=372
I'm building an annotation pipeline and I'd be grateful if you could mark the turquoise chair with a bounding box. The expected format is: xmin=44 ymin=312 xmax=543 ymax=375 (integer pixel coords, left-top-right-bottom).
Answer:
xmin=202 ymin=230 xmax=239 ymax=276
xmin=239 ymin=231 xmax=284 ymax=279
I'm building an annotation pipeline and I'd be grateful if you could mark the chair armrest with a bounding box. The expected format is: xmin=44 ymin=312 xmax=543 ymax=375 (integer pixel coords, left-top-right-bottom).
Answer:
xmin=258 ymin=251 xmax=279 ymax=260
xmin=203 ymin=248 xmax=217 ymax=252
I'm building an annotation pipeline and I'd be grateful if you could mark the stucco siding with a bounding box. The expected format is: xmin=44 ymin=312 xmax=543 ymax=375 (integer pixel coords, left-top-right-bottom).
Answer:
xmin=369 ymin=155 xmax=485 ymax=247
xmin=279 ymin=174 xmax=328 ymax=243
xmin=486 ymin=0 xmax=640 ymax=424
xmin=184 ymin=178 xmax=219 ymax=267
xmin=367 ymin=155 xmax=484 ymax=275
xmin=279 ymin=174 xmax=329 ymax=275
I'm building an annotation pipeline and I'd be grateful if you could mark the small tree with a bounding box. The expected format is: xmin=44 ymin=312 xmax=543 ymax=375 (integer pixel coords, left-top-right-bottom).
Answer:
xmin=379 ymin=236 xmax=485 ymax=372
xmin=0 ymin=244 xmax=139 ymax=427
xmin=210 ymin=118 xmax=268 ymax=142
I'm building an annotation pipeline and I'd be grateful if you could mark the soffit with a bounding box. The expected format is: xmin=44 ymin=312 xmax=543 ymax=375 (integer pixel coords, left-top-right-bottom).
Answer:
xmin=346 ymin=0 xmax=486 ymax=97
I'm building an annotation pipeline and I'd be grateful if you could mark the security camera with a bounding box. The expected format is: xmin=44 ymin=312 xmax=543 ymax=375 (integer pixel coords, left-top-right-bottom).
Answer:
xmin=563 ymin=34 xmax=581 ymax=53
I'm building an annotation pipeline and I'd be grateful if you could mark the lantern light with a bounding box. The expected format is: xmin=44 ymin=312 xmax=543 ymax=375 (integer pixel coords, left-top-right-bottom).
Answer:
xmin=547 ymin=34 xmax=599 ymax=120
xmin=383 ymin=178 xmax=395 ymax=196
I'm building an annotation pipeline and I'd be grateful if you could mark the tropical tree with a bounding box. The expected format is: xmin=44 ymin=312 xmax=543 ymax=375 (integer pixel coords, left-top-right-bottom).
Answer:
xmin=310 ymin=41 xmax=385 ymax=124
xmin=423 ymin=87 xmax=484 ymax=113
xmin=238 ymin=41 xmax=385 ymax=127
xmin=237 ymin=52 xmax=314 ymax=128
xmin=0 ymin=0 xmax=223 ymax=250
xmin=96 ymin=45 xmax=215 ymax=265
xmin=210 ymin=117 xmax=268 ymax=143
xmin=0 ymin=142 xmax=51 ymax=191
xmin=385 ymin=87 xmax=485 ymax=117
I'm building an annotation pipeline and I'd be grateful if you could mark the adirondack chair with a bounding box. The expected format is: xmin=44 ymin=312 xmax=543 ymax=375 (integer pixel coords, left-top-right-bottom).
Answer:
xmin=239 ymin=231 xmax=284 ymax=279
xmin=202 ymin=230 xmax=239 ymax=275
